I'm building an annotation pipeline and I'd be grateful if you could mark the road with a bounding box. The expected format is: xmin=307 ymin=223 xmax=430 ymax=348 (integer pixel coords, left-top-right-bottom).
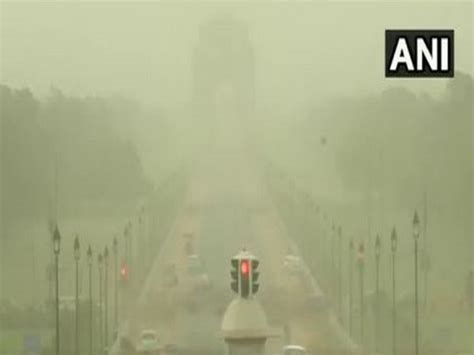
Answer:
xmin=116 ymin=146 xmax=360 ymax=355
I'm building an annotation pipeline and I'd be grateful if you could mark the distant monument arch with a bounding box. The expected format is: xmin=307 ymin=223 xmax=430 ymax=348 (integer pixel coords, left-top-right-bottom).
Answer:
xmin=192 ymin=13 xmax=255 ymax=122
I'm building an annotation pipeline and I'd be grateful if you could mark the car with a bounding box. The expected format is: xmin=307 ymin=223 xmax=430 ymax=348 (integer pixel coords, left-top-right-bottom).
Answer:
xmin=186 ymin=254 xmax=211 ymax=290
xmin=282 ymin=255 xmax=305 ymax=275
xmin=283 ymin=345 xmax=307 ymax=355
xmin=110 ymin=336 xmax=136 ymax=355
xmin=182 ymin=233 xmax=195 ymax=256
xmin=163 ymin=343 xmax=179 ymax=354
xmin=162 ymin=263 xmax=178 ymax=288
xmin=137 ymin=330 xmax=161 ymax=354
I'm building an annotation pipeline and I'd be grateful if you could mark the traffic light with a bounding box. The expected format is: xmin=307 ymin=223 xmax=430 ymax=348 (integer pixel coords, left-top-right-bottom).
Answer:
xmin=230 ymin=250 xmax=261 ymax=298
xmin=230 ymin=257 xmax=239 ymax=293
xmin=251 ymin=259 xmax=260 ymax=294
xmin=120 ymin=261 xmax=129 ymax=284
xmin=240 ymin=259 xmax=250 ymax=298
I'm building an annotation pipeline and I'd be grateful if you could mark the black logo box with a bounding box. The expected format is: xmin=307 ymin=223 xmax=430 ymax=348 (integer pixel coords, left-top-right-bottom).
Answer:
xmin=385 ymin=30 xmax=454 ymax=78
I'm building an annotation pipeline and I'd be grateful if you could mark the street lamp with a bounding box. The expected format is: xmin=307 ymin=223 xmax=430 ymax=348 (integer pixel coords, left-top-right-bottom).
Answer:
xmin=73 ymin=235 xmax=81 ymax=355
xmin=53 ymin=226 xmax=61 ymax=355
xmin=391 ymin=227 xmax=398 ymax=355
xmin=124 ymin=221 xmax=132 ymax=286
xmin=348 ymin=238 xmax=354 ymax=337
xmin=331 ymin=223 xmax=336 ymax=300
xmin=374 ymin=234 xmax=381 ymax=354
xmin=138 ymin=215 xmax=143 ymax=275
xmin=97 ymin=253 xmax=103 ymax=355
xmin=413 ymin=211 xmax=421 ymax=355
xmin=357 ymin=241 xmax=365 ymax=346
xmin=104 ymin=246 xmax=109 ymax=354
xmin=338 ymin=226 xmax=343 ymax=319
xmin=318 ymin=208 xmax=324 ymax=276
xmin=113 ymin=236 xmax=118 ymax=337
xmin=87 ymin=245 xmax=93 ymax=355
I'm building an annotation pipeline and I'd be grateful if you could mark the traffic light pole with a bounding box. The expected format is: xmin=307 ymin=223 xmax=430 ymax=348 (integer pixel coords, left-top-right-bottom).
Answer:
xmin=230 ymin=250 xmax=260 ymax=299
xmin=222 ymin=249 xmax=269 ymax=355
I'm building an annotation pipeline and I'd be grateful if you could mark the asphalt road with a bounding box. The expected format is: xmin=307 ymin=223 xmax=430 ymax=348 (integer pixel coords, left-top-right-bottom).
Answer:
xmin=119 ymin=150 xmax=359 ymax=355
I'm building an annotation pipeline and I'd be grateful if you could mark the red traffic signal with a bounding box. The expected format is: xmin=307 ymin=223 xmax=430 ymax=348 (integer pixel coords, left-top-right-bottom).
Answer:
xmin=241 ymin=260 xmax=249 ymax=275
xmin=120 ymin=262 xmax=129 ymax=282
xmin=230 ymin=251 xmax=260 ymax=298
xmin=357 ymin=243 xmax=365 ymax=264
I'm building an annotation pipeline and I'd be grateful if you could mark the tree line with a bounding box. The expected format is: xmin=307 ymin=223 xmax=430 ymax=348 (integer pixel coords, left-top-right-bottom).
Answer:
xmin=1 ymin=85 xmax=151 ymax=230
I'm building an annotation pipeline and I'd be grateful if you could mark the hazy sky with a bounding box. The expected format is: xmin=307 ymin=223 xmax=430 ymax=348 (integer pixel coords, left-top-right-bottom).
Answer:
xmin=1 ymin=1 xmax=472 ymax=110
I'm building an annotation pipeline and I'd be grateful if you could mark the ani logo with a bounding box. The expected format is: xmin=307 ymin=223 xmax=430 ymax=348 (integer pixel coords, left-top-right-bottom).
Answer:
xmin=385 ymin=30 xmax=454 ymax=78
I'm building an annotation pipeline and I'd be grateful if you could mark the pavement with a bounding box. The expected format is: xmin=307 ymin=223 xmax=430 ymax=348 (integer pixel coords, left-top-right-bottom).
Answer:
xmin=114 ymin=140 xmax=364 ymax=355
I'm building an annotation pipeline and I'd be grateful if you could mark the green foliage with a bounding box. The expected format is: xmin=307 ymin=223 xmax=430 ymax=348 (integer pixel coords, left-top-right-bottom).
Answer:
xmin=1 ymin=85 xmax=151 ymax=226
xmin=302 ymin=72 xmax=472 ymax=212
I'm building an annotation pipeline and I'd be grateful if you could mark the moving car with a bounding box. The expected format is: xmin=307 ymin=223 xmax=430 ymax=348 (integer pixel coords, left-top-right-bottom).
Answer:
xmin=283 ymin=255 xmax=305 ymax=275
xmin=163 ymin=343 xmax=179 ymax=354
xmin=283 ymin=345 xmax=307 ymax=355
xmin=137 ymin=330 xmax=161 ymax=355
xmin=186 ymin=254 xmax=211 ymax=290
xmin=110 ymin=336 xmax=136 ymax=355
xmin=162 ymin=263 xmax=178 ymax=288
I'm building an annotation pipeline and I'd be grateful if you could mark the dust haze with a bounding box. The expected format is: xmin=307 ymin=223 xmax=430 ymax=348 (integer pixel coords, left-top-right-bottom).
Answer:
xmin=0 ymin=2 xmax=472 ymax=355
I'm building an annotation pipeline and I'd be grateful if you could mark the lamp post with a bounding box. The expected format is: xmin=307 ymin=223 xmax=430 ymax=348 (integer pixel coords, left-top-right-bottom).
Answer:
xmin=374 ymin=234 xmax=381 ymax=354
xmin=318 ymin=208 xmax=324 ymax=276
xmin=87 ymin=246 xmax=93 ymax=355
xmin=73 ymin=235 xmax=81 ymax=355
xmin=323 ymin=213 xmax=329 ymax=287
xmin=104 ymin=246 xmax=109 ymax=354
xmin=53 ymin=226 xmax=61 ymax=355
xmin=124 ymin=221 xmax=132 ymax=286
xmin=357 ymin=241 xmax=365 ymax=346
xmin=413 ymin=211 xmax=421 ymax=355
xmin=391 ymin=227 xmax=398 ymax=355
xmin=338 ymin=226 xmax=343 ymax=319
xmin=331 ymin=223 xmax=336 ymax=300
xmin=113 ymin=236 xmax=118 ymax=336
xmin=138 ymin=215 xmax=143 ymax=278
xmin=97 ymin=253 xmax=103 ymax=355
xmin=348 ymin=238 xmax=354 ymax=337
